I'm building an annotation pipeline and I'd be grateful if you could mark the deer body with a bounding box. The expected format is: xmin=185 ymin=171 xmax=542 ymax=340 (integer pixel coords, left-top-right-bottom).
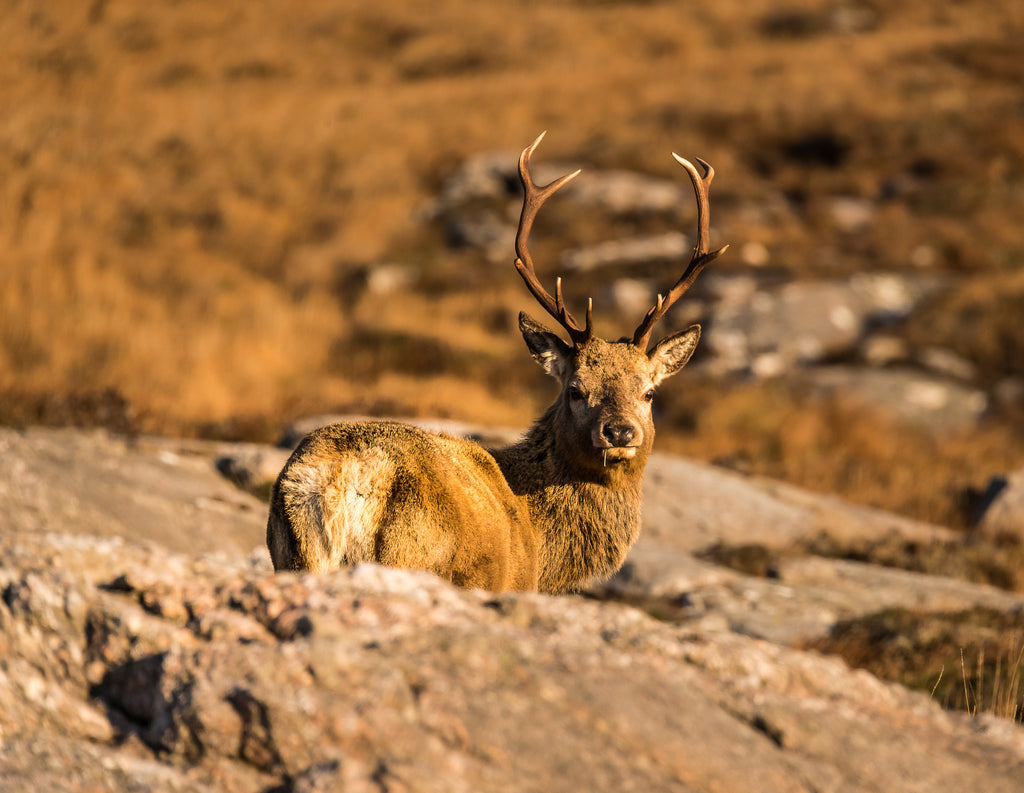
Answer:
xmin=267 ymin=133 xmax=726 ymax=593
xmin=267 ymin=420 xmax=539 ymax=590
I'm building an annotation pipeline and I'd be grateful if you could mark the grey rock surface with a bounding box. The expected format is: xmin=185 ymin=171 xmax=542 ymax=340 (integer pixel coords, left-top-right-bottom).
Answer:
xmin=0 ymin=427 xmax=266 ymax=557
xmin=976 ymin=467 xmax=1024 ymax=542
xmin=2 ymin=424 xmax=1023 ymax=792
xmin=3 ymin=530 xmax=1023 ymax=793
xmin=703 ymin=273 xmax=946 ymax=376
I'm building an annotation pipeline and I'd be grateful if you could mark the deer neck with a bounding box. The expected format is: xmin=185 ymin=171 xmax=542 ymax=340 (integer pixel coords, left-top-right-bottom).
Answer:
xmin=490 ymin=404 xmax=649 ymax=593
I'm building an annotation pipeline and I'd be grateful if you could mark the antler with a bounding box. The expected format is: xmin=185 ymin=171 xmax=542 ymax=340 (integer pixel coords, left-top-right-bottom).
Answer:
xmin=631 ymin=154 xmax=728 ymax=352
xmin=514 ymin=132 xmax=592 ymax=347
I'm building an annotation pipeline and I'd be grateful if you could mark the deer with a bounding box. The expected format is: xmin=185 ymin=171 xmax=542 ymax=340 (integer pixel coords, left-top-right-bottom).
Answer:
xmin=267 ymin=132 xmax=727 ymax=593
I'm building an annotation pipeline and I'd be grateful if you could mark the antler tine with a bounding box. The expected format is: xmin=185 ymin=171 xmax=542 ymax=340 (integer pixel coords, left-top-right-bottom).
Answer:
xmin=514 ymin=132 xmax=592 ymax=346
xmin=632 ymin=153 xmax=729 ymax=352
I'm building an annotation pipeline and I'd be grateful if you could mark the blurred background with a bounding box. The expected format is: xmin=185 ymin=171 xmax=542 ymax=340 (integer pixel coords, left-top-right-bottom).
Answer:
xmin=1 ymin=0 xmax=1022 ymax=528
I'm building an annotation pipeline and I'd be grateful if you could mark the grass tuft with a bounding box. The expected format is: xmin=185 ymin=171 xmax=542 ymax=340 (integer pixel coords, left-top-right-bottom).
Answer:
xmin=809 ymin=608 xmax=1024 ymax=724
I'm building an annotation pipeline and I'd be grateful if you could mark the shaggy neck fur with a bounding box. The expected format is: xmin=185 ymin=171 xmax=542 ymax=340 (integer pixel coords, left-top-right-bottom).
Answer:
xmin=491 ymin=400 xmax=649 ymax=593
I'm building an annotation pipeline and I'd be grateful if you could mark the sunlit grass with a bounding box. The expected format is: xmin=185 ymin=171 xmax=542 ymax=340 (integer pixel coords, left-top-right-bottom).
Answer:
xmin=944 ymin=644 xmax=1024 ymax=723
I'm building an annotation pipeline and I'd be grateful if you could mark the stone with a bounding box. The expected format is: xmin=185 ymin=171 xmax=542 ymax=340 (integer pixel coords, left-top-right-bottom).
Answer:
xmin=0 ymin=428 xmax=267 ymax=558
xmin=2 ymin=529 xmax=1023 ymax=793
xmin=560 ymin=232 xmax=689 ymax=272
xmin=562 ymin=169 xmax=687 ymax=215
xmin=916 ymin=346 xmax=978 ymax=381
xmin=826 ymin=195 xmax=875 ymax=233
xmin=2 ymin=425 xmax=1024 ymax=792
xmin=808 ymin=366 xmax=989 ymax=433
xmin=703 ymin=273 xmax=947 ymax=376
xmin=976 ymin=468 xmax=1024 ymax=542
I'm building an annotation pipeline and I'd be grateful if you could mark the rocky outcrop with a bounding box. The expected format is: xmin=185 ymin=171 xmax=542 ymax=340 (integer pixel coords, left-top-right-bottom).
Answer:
xmin=596 ymin=453 xmax=1023 ymax=644
xmin=4 ymin=529 xmax=1024 ymax=793
xmin=1 ymin=425 xmax=1023 ymax=792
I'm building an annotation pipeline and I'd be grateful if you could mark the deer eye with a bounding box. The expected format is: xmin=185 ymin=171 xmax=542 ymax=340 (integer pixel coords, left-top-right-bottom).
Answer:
xmin=643 ymin=388 xmax=656 ymax=403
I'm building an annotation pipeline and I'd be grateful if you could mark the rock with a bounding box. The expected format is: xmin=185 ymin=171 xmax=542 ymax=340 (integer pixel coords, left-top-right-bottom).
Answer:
xmin=3 ymin=529 xmax=1024 ymax=793
xmin=445 ymin=209 xmax=513 ymax=261
xmin=637 ymin=454 xmax=958 ymax=556
xmin=607 ymin=277 xmax=661 ymax=318
xmin=826 ymin=195 xmax=875 ymax=233
xmin=428 ymin=150 xmax=521 ymax=211
xmin=703 ymin=273 xmax=947 ymax=376
xmin=561 ymin=231 xmax=689 ymax=272
xmin=430 ymin=150 xmax=689 ymax=220
xmin=862 ymin=334 xmax=909 ymax=365
xmin=364 ymin=263 xmax=419 ymax=295
xmin=0 ymin=427 xmax=267 ymax=558
xmin=807 ymin=366 xmax=989 ymax=433
xmin=3 ymin=425 xmax=1024 ymax=792
xmin=976 ymin=468 xmax=1024 ymax=542
xmin=591 ymin=454 xmax=1018 ymax=644
xmin=562 ymin=168 xmax=687 ymax=215
xmin=623 ymin=554 xmax=1024 ymax=646
xmin=214 ymin=443 xmax=292 ymax=492
xmin=739 ymin=240 xmax=771 ymax=267
xmin=425 ymin=152 xmax=699 ymax=268
xmin=916 ymin=347 xmax=978 ymax=381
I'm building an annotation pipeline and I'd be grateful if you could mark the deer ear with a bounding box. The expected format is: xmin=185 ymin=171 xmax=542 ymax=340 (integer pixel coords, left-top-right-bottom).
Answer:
xmin=520 ymin=312 xmax=572 ymax=379
xmin=648 ymin=324 xmax=701 ymax=385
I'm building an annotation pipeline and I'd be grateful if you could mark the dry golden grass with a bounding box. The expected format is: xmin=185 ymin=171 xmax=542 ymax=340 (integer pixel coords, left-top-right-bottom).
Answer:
xmin=658 ymin=377 xmax=1023 ymax=529
xmin=1 ymin=0 xmax=1022 ymax=522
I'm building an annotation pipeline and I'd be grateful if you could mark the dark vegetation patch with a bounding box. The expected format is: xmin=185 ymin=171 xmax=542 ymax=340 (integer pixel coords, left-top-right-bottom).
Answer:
xmin=0 ymin=388 xmax=137 ymax=436
xmin=695 ymin=542 xmax=782 ymax=579
xmin=807 ymin=607 xmax=1024 ymax=723
xmin=331 ymin=326 xmax=541 ymax=401
xmin=697 ymin=531 xmax=1024 ymax=593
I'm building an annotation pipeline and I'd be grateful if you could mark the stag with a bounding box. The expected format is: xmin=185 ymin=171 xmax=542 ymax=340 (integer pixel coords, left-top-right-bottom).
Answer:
xmin=267 ymin=133 xmax=726 ymax=593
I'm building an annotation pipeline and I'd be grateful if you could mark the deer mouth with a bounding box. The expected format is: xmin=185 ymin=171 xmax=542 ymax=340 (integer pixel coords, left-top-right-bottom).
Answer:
xmin=599 ymin=445 xmax=639 ymax=463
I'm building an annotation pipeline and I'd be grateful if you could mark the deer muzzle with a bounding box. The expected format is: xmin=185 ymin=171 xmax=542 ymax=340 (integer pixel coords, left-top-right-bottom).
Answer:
xmin=593 ymin=420 xmax=643 ymax=460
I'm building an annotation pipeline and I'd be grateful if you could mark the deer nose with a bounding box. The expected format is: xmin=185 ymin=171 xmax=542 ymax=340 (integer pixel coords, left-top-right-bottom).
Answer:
xmin=601 ymin=423 xmax=636 ymax=448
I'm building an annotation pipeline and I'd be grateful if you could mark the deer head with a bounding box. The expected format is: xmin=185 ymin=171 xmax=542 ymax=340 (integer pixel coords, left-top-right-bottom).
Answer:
xmin=513 ymin=132 xmax=727 ymax=476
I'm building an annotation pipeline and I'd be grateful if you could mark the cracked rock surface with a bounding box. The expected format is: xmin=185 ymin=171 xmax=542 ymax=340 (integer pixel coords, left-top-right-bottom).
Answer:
xmin=2 ymin=425 xmax=1023 ymax=792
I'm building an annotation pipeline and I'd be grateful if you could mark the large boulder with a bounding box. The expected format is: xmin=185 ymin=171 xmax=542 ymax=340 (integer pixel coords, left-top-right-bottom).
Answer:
xmin=2 ymin=425 xmax=1023 ymax=792
xmin=2 ymin=529 xmax=1024 ymax=793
